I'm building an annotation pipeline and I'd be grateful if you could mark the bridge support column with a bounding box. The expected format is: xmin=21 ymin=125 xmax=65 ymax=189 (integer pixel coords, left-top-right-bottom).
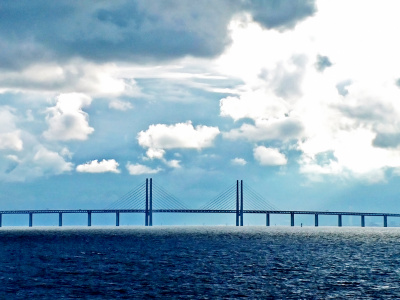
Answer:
xmin=240 ymin=180 xmax=243 ymax=226
xmin=145 ymin=178 xmax=149 ymax=226
xmin=59 ymin=213 xmax=62 ymax=227
xmin=290 ymin=212 xmax=294 ymax=227
xmin=116 ymin=212 xmax=120 ymax=226
xmin=88 ymin=211 xmax=91 ymax=227
xmin=338 ymin=214 xmax=342 ymax=227
xmin=29 ymin=213 xmax=33 ymax=227
xmin=0 ymin=213 xmax=2 ymax=227
xmin=149 ymin=178 xmax=153 ymax=226
xmin=384 ymin=215 xmax=388 ymax=227
xmin=315 ymin=214 xmax=319 ymax=227
xmin=266 ymin=213 xmax=270 ymax=226
xmin=236 ymin=180 xmax=239 ymax=226
xmin=361 ymin=215 xmax=365 ymax=227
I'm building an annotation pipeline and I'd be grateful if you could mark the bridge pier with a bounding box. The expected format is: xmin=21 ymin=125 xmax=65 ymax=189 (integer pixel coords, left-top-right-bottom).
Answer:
xmin=290 ymin=212 xmax=294 ymax=226
xmin=29 ymin=212 xmax=33 ymax=227
xmin=88 ymin=211 xmax=91 ymax=226
xmin=149 ymin=178 xmax=153 ymax=226
xmin=384 ymin=215 xmax=388 ymax=227
xmin=0 ymin=213 xmax=2 ymax=227
xmin=338 ymin=214 xmax=342 ymax=227
xmin=361 ymin=215 xmax=365 ymax=227
xmin=116 ymin=211 xmax=120 ymax=226
xmin=240 ymin=180 xmax=244 ymax=226
xmin=315 ymin=214 xmax=319 ymax=227
xmin=236 ymin=180 xmax=239 ymax=226
xmin=144 ymin=178 xmax=153 ymax=226
xmin=266 ymin=213 xmax=270 ymax=226
xmin=59 ymin=212 xmax=62 ymax=227
xmin=145 ymin=178 xmax=149 ymax=226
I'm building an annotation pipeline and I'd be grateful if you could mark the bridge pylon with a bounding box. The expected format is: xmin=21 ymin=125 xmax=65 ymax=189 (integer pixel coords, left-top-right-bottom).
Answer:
xmin=236 ymin=180 xmax=244 ymax=226
xmin=145 ymin=178 xmax=153 ymax=226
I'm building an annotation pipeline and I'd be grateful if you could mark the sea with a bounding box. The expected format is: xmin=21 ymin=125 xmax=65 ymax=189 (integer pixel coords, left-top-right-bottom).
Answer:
xmin=1 ymin=226 xmax=400 ymax=299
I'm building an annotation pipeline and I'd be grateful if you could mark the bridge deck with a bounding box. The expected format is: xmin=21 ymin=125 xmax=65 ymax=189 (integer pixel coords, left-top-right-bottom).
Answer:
xmin=0 ymin=209 xmax=399 ymax=217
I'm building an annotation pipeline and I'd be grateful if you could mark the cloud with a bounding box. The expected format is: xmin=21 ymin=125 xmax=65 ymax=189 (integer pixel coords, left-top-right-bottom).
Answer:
xmin=216 ymin=3 xmax=400 ymax=182
xmin=297 ymin=80 xmax=400 ymax=181
xmin=298 ymin=129 xmax=400 ymax=183
xmin=146 ymin=148 xmax=166 ymax=160
xmin=231 ymin=157 xmax=247 ymax=166
xmin=373 ymin=132 xmax=400 ymax=148
xmin=144 ymin=148 xmax=181 ymax=168
xmin=315 ymin=54 xmax=332 ymax=72
xmin=0 ymin=107 xmax=75 ymax=181
xmin=0 ymin=61 xmax=129 ymax=96
xmin=109 ymin=99 xmax=133 ymax=111
xmin=336 ymin=80 xmax=352 ymax=96
xmin=138 ymin=121 xmax=220 ymax=151
xmin=253 ymin=146 xmax=287 ymax=166
xmin=220 ymin=90 xmax=290 ymax=121
xmin=0 ymin=139 xmax=75 ymax=182
xmin=126 ymin=163 xmax=162 ymax=175
xmin=245 ymin=0 xmax=316 ymax=30
xmin=4 ymin=155 xmax=20 ymax=174
xmin=0 ymin=107 xmax=23 ymax=151
xmin=76 ymin=159 xmax=120 ymax=173
xmin=224 ymin=117 xmax=304 ymax=142
xmin=43 ymin=93 xmax=94 ymax=141
xmin=33 ymin=147 xmax=74 ymax=175
xmin=0 ymin=1 xmax=316 ymax=70
xmin=164 ymin=159 xmax=181 ymax=168
xmin=0 ymin=131 xmax=23 ymax=152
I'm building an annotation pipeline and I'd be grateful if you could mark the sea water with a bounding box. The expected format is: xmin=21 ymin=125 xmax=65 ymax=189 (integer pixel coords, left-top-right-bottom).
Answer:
xmin=1 ymin=226 xmax=400 ymax=299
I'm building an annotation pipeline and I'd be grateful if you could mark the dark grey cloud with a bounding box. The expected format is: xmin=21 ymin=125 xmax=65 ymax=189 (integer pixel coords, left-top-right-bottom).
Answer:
xmin=373 ymin=132 xmax=400 ymax=148
xmin=0 ymin=0 xmax=316 ymax=70
xmin=245 ymin=0 xmax=316 ymax=30
xmin=337 ymin=102 xmax=391 ymax=122
xmin=315 ymin=55 xmax=332 ymax=72
xmin=224 ymin=117 xmax=304 ymax=142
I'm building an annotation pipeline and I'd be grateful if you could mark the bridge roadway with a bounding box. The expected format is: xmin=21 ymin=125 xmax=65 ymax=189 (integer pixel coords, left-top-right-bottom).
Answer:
xmin=0 ymin=209 xmax=398 ymax=227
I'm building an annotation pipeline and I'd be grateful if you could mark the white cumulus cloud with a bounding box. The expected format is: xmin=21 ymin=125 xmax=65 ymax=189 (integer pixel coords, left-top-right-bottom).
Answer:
xmin=220 ymin=90 xmax=290 ymax=121
xmin=164 ymin=159 xmax=181 ymax=168
xmin=253 ymin=146 xmax=287 ymax=166
xmin=0 ymin=107 xmax=23 ymax=151
xmin=231 ymin=157 xmax=247 ymax=166
xmin=33 ymin=147 xmax=74 ymax=175
xmin=138 ymin=121 xmax=220 ymax=151
xmin=146 ymin=148 xmax=166 ymax=160
xmin=76 ymin=159 xmax=120 ymax=174
xmin=0 ymin=131 xmax=23 ymax=151
xmin=138 ymin=122 xmax=220 ymax=166
xmin=43 ymin=93 xmax=94 ymax=141
xmin=126 ymin=163 xmax=162 ymax=175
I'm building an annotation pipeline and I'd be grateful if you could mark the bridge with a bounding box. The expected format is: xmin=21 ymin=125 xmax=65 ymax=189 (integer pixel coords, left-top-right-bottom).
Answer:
xmin=0 ymin=178 xmax=398 ymax=228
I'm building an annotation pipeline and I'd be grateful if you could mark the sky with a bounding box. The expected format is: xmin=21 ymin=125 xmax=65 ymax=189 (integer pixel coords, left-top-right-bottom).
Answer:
xmin=1 ymin=0 xmax=400 ymax=226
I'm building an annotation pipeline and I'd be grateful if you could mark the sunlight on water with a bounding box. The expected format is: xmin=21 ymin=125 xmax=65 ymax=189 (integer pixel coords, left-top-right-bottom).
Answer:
xmin=1 ymin=226 xmax=400 ymax=298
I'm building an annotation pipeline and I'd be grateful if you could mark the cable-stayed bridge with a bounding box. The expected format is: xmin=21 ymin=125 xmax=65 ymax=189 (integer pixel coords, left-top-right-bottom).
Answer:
xmin=0 ymin=178 xmax=399 ymax=227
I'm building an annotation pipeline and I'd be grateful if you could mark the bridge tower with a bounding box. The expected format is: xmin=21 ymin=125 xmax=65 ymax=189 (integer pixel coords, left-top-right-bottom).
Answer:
xmin=145 ymin=178 xmax=153 ymax=226
xmin=236 ymin=180 xmax=244 ymax=226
